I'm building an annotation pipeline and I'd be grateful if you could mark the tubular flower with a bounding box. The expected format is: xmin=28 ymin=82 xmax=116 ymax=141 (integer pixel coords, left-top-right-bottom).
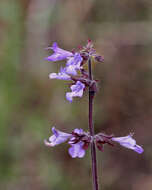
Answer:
xmin=45 ymin=42 xmax=73 ymax=62
xmin=68 ymin=141 xmax=85 ymax=158
xmin=66 ymin=81 xmax=85 ymax=102
xmin=46 ymin=43 xmax=83 ymax=76
xmin=49 ymin=67 xmax=71 ymax=80
xmin=44 ymin=127 xmax=72 ymax=147
xmin=65 ymin=53 xmax=83 ymax=75
xmin=111 ymin=134 xmax=144 ymax=154
xmin=68 ymin=128 xmax=87 ymax=158
xmin=45 ymin=127 xmax=90 ymax=158
xmin=95 ymin=132 xmax=144 ymax=154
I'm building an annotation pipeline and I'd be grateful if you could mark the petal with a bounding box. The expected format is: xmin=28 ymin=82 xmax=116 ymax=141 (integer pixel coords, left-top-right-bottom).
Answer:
xmin=71 ymin=81 xmax=85 ymax=92
xmin=68 ymin=137 xmax=75 ymax=144
xmin=112 ymin=134 xmax=144 ymax=154
xmin=65 ymin=65 xmax=77 ymax=76
xmin=65 ymin=53 xmax=83 ymax=75
xmin=44 ymin=139 xmax=54 ymax=147
xmin=52 ymin=42 xmax=73 ymax=57
xmin=49 ymin=134 xmax=57 ymax=142
xmin=49 ymin=67 xmax=71 ymax=80
xmin=66 ymin=81 xmax=85 ymax=102
xmin=78 ymin=148 xmax=85 ymax=158
xmin=52 ymin=127 xmax=58 ymax=137
xmin=49 ymin=72 xmax=71 ymax=80
xmin=133 ymin=145 xmax=144 ymax=154
xmin=68 ymin=142 xmax=85 ymax=158
xmin=66 ymin=92 xmax=73 ymax=102
xmin=66 ymin=53 xmax=82 ymax=67
xmin=46 ymin=42 xmax=73 ymax=62
xmin=112 ymin=135 xmax=136 ymax=147
xmin=74 ymin=128 xmax=84 ymax=134
xmin=45 ymin=127 xmax=71 ymax=147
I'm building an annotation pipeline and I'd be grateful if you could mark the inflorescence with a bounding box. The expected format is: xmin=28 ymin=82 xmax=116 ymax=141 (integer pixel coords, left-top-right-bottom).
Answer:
xmin=45 ymin=40 xmax=102 ymax=102
xmin=44 ymin=127 xmax=143 ymax=158
xmin=44 ymin=41 xmax=144 ymax=158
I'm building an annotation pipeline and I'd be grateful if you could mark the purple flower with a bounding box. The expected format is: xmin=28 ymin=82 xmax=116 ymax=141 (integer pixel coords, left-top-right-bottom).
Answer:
xmin=68 ymin=141 xmax=85 ymax=158
xmin=45 ymin=42 xmax=73 ymax=62
xmin=65 ymin=53 xmax=83 ymax=75
xmin=49 ymin=67 xmax=71 ymax=80
xmin=112 ymin=134 xmax=144 ymax=154
xmin=45 ymin=127 xmax=88 ymax=158
xmin=66 ymin=81 xmax=85 ymax=102
xmin=45 ymin=43 xmax=83 ymax=76
xmin=68 ymin=128 xmax=86 ymax=158
xmin=44 ymin=127 xmax=71 ymax=147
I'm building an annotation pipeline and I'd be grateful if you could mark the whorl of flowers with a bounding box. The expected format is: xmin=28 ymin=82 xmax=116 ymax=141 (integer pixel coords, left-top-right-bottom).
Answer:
xmin=44 ymin=127 xmax=143 ymax=158
xmin=45 ymin=40 xmax=103 ymax=102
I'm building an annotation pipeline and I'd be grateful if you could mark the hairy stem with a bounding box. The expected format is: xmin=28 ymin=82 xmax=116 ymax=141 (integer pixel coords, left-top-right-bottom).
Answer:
xmin=88 ymin=58 xmax=99 ymax=190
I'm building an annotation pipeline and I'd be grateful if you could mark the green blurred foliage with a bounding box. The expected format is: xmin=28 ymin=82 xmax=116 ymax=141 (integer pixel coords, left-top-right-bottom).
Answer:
xmin=0 ymin=0 xmax=152 ymax=189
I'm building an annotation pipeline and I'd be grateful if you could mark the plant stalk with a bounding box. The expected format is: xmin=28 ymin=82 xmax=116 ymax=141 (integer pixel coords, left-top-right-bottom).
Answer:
xmin=88 ymin=58 xmax=99 ymax=190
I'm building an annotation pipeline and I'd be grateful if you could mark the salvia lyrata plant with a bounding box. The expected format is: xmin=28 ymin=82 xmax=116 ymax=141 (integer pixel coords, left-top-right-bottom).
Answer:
xmin=44 ymin=40 xmax=144 ymax=190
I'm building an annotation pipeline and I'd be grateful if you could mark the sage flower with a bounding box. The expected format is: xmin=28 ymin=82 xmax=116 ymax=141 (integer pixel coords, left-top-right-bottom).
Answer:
xmin=49 ymin=67 xmax=71 ymax=80
xmin=68 ymin=128 xmax=86 ymax=158
xmin=45 ymin=127 xmax=90 ymax=158
xmin=66 ymin=81 xmax=85 ymax=102
xmin=44 ymin=127 xmax=72 ymax=147
xmin=68 ymin=141 xmax=85 ymax=158
xmin=46 ymin=42 xmax=73 ymax=62
xmin=65 ymin=53 xmax=83 ymax=75
xmin=112 ymin=134 xmax=144 ymax=154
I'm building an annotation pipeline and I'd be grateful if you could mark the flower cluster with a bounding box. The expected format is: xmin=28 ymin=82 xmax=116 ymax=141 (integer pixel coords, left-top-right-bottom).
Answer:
xmin=45 ymin=41 xmax=103 ymax=102
xmin=45 ymin=127 xmax=144 ymax=158
xmin=44 ymin=127 xmax=90 ymax=158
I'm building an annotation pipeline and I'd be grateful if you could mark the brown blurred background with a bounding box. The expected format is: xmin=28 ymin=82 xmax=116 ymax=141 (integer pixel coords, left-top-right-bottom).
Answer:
xmin=0 ymin=0 xmax=152 ymax=189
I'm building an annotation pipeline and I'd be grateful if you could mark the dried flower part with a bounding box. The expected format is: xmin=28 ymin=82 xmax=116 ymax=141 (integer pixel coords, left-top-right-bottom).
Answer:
xmin=94 ymin=55 xmax=104 ymax=63
xmin=95 ymin=133 xmax=114 ymax=151
xmin=79 ymin=40 xmax=104 ymax=63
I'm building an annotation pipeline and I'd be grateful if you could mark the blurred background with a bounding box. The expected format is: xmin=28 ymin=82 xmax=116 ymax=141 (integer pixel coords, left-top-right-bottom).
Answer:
xmin=0 ymin=0 xmax=152 ymax=189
